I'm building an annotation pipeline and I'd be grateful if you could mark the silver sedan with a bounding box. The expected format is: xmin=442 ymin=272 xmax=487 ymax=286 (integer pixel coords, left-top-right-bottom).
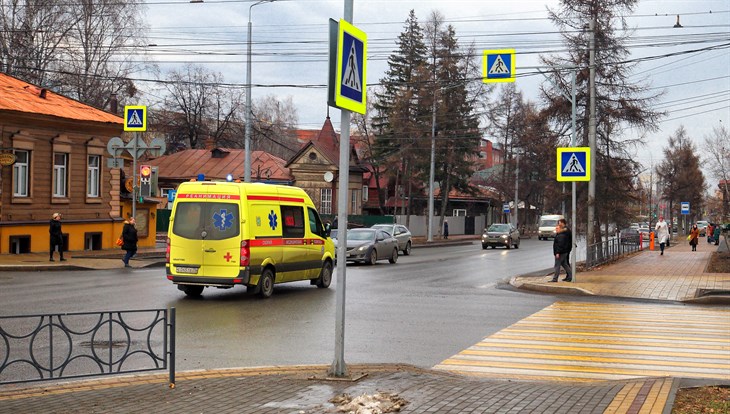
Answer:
xmin=371 ymin=224 xmax=412 ymax=255
xmin=340 ymin=228 xmax=399 ymax=265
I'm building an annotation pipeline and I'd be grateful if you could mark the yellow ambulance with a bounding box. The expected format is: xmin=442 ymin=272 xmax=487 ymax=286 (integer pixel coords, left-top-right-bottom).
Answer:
xmin=166 ymin=181 xmax=335 ymax=298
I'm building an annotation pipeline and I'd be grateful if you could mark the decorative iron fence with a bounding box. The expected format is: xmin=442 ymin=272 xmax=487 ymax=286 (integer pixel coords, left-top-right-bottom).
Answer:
xmin=585 ymin=237 xmax=641 ymax=268
xmin=0 ymin=308 xmax=175 ymax=386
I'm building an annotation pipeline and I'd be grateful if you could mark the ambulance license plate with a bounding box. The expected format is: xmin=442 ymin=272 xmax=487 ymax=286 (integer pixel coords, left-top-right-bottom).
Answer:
xmin=176 ymin=266 xmax=199 ymax=274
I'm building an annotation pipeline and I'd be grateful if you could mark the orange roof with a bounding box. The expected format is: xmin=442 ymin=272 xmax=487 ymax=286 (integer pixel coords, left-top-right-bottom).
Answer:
xmin=149 ymin=148 xmax=291 ymax=182
xmin=0 ymin=72 xmax=123 ymax=125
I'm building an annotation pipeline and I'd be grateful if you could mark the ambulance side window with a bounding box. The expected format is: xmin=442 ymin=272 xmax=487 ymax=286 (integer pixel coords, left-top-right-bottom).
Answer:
xmin=308 ymin=207 xmax=324 ymax=237
xmin=281 ymin=205 xmax=305 ymax=238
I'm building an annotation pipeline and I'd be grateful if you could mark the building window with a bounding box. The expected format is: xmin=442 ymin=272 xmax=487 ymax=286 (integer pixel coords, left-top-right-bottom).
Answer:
xmin=362 ymin=185 xmax=368 ymax=202
xmin=87 ymin=155 xmax=100 ymax=197
xmin=351 ymin=190 xmax=358 ymax=213
xmin=53 ymin=153 xmax=68 ymax=197
xmin=321 ymin=188 xmax=332 ymax=214
xmin=13 ymin=150 xmax=30 ymax=197
xmin=453 ymin=209 xmax=467 ymax=217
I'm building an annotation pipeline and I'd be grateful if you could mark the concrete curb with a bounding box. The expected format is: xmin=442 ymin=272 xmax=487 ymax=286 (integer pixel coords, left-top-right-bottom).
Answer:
xmin=510 ymin=276 xmax=596 ymax=296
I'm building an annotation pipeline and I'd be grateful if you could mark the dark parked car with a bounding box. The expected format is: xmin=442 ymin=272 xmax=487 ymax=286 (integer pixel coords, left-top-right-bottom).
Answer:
xmin=619 ymin=228 xmax=640 ymax=245
xmin=334 ymin=228 xmax=399 ymax=265
xmin=481 ymin=223 xmax=520 ymax=249
xmin=371 ymin=224 xmax=412 ymax=255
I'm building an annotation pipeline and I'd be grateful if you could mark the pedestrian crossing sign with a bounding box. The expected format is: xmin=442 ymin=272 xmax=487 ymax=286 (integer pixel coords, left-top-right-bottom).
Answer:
xmin=124 ymin=106 xmax=147 ymax=132
xmin=556 ymin=147 xmax=591 ymax=182
xmin=483 ymin=49 xmax=515 ymax=83
xmin=333 ymin=19 xmax=367 ymax=114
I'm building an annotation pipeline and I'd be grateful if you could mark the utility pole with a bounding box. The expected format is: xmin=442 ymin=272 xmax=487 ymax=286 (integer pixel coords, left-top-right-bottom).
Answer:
xmin=587 ymin=18 xmax=597 ymax=246
xmin=513 ymin=154 xmax=519 ymax=226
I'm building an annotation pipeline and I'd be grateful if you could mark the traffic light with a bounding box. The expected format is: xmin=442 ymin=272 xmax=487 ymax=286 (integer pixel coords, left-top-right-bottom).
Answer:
xmin=140 ymin=165 xmax=151 ymax=197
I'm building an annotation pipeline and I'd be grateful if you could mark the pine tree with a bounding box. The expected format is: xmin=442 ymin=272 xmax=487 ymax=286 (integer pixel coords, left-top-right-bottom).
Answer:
xmin=371 ymin=10 xmax=430 ymax=217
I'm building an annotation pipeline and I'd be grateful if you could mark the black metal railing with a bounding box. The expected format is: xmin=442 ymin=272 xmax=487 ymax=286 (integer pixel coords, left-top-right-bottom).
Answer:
xmin=0 ymin=308 xmax=175 ymax=386
xmin=585 ymin=237 xmax=641 ymax=268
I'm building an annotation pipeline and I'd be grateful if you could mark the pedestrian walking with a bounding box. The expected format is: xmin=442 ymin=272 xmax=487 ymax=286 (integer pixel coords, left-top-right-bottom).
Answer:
xmin=443 ymin=220 xmax=449 ymax=239
xmin=706 ymin=223 xmax=714 ymax=243
xmin=121 ymin=217 xmax=138 ymax=268
xmin=713 ymin=224 xmax=721 ymax=246
xmin=49 ymin=213 xmax=66 ymax=262
xmin=654 ymin=216 xmax=669 ymax=255
xmin=550 ymin=218 xmax=572 ymax=282
xmin=688 ymin=224 xmax=699 ymax=251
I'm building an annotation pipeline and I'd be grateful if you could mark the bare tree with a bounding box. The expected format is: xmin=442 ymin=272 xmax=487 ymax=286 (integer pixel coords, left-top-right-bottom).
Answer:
xmin=56 ymin=0 xmax=149 ymax=109
xmin=248 ymin=95 xmax=301 ymax=160
xmin=157 ymin=64 xmax=239 ymax=150
xmin=0 ymin=1 xmax=75 ymax=86
xmin=704 ymin=124 xmax=730 ymax=221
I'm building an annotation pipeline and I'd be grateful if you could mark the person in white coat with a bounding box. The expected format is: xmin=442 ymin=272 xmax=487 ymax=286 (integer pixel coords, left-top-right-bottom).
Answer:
xmin=654 ymin=216 xmax=669 ymax=255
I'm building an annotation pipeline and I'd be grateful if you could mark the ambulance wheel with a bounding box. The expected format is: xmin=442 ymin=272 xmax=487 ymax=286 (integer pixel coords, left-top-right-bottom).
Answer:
xmin=388 ymin=248 xmax=398 ymax=264
xmin=182 ymin=285 xmax=203 ymax=297
xmin=316 ymin=261 xmax=333 ymax=288
xmin=367 ymin=250 xmax=377 ymax=265
xmin=259 ymin=268 xmax=275 ymax=298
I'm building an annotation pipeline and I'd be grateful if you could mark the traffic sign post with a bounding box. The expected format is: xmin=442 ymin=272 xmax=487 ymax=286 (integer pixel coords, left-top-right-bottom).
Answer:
xmin=482 ymin=49 xmax=515 ymax=83
xmin=329 ymin=19 xmax=367 ymax=114
xmin=503 ymin=203 xmax=510 ymax=215
xmin=556 ymin=147 xmax=591 ymax=182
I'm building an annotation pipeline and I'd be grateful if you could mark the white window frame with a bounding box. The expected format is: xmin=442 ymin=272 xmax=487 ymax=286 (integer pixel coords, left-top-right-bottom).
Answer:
xmin=53 ymin=152 xmax=68 ymax=197
xmin=321 ymin=188 xmax=332 ymax=214
xmin=13 ymin=150 xmax=29 ymax=197
xmin=453 ymin=209 xmax=467 ymax=217
xmin=87 ymin=155 xmax=100 ymax=197
xmin=351 ymin=189 xmax=358 ymax=213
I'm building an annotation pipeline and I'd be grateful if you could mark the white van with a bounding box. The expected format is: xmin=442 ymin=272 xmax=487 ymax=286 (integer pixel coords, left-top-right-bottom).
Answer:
xmin=538 ymin=214 xmax=564 ymax=240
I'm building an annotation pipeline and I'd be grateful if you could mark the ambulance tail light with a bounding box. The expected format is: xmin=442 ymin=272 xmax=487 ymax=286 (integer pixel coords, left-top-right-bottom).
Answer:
xmin=166 ymin=237 xmax=170 ymax=263
xmin=240 ymin=240 xmax=250 ymax=267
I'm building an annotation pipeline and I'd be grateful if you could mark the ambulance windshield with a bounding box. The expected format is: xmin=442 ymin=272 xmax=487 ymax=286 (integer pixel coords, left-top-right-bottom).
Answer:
xmin=173 ymin=202 xmax=239 ymax=240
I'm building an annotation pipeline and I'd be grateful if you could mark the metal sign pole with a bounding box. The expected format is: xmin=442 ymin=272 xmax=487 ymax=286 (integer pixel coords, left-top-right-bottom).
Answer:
xmin=570 ymin=69 xmax=577 ymax=282
xmin=132 ymin=132 xmax=138 ymax=219
xmin=330 ymin=0 xmax=353 ymax=379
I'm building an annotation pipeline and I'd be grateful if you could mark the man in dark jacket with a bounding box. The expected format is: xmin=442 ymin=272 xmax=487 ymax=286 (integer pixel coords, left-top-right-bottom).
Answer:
xmin=550 ymin=218 xmax=572 ymax=282
xmin=49 ymin=213 xmax=65 ymax=262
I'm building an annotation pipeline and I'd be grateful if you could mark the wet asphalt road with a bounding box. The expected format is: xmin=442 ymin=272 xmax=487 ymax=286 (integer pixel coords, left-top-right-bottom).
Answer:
xmin=1 ymin=239 xmax=562 ymax=371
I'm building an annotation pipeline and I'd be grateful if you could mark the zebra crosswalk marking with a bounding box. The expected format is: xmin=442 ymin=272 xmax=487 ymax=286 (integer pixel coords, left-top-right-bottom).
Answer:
xmin=434 ymin=301 xmax=730 ymax=381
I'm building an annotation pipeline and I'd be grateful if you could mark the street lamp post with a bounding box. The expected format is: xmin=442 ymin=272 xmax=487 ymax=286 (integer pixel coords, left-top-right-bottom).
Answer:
xmin=246 ymin=0 xmax=276 ymax=182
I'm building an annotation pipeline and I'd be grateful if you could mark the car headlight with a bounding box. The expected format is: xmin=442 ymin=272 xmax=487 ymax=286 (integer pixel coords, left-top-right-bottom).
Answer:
xmin=500 ymin=235 xmax=508 ymax=239
xmin=356 ymin=245 xmax=369 ymax=252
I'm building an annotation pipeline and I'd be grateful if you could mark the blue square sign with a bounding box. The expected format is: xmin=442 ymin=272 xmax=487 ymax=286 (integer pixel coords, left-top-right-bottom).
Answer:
xmin=681 ymin=202 xmax=690 ymax=215
xmin=556 ymin=147 xmax=591 ymax=182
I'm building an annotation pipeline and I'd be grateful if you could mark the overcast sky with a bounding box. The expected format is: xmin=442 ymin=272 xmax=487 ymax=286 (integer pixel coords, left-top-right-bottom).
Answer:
xmin=144 ymin=0 xmax=730 ymax=176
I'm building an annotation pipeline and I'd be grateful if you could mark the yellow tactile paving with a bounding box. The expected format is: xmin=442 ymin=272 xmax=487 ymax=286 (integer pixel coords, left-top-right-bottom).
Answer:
xmin=434 ymin=301 xmax=730 ymax=382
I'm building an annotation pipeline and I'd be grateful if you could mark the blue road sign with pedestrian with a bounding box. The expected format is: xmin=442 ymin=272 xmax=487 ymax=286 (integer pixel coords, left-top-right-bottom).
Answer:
xmin=556 ymin=147 xmax=591 ymax=182
xmin=681 ymin=202 xmax=690 ymax=215
xmin=333 ymin=20 xmax=367 ymax=114
xmin=482 ymin=49 xmax=515 ymax=83
xmin=124 ymin=106 xmax=147 ymax=132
